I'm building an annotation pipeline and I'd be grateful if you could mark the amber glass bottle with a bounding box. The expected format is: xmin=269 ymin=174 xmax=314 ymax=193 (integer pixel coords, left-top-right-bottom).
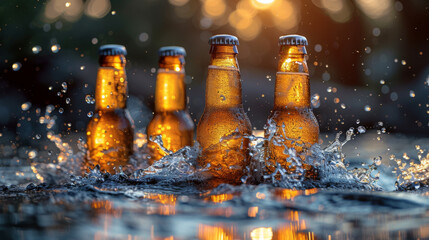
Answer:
xmin=147 ymin=46 xmax=194 ymax=164
xmin=86 ymin=44 xmax=134 ymax=174
xmin=265 ymin=35 xmax=319 ymax=176
xmin=197 ymin=34 xmax=252 ymax=186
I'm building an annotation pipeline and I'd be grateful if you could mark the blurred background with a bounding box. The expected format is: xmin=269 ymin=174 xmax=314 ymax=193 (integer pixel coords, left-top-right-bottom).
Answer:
xmin=0 ymin=0 xmax=428 ymax=149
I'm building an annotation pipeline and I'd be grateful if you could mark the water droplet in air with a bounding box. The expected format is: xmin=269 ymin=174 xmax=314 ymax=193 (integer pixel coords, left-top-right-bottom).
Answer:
xmin=334 ymin=98 xmax=340 ymax=104
xmin=390 ymin=92 xmax=398 ymax=101
xmin=364 ymin=46 xmax=371 ymax=54
xmin=322 ymin=71 xmax=331 ymax=81
xmin=356 ymin=119 xmax=361 ymax=124
xmin=59 ymin=108 xmax=64 ymax=114
xmin=65 ymin=2 xmax=71 ymax=7
xmin=357 ymin=126 xmax=366 ymax=134
xmin=66 ymin=98 xmax=71 ymax=104
xmin=379 ymin=80 xmax=385 ymax=84
xmin=314 ymin=44 xmax=322 ymax=52
xmin=48 ymin=86 xmax=53 ymax=90
xmin=91 ymin=38 xmax=98 ymax=45
xmin=87 ymin=111 xmax=93 ymax=117
xmin=409 ymin=90 xmax=415 ymax=98
xmin=21 ymin=102 xmax=32 ymax=111
xmin=28 ymin=150 xmax=37 ymax=159
xmin=374 ymin=156 xmax=382 ymax=166
xmin=364 ymin=105 xmax=371 ymax=112
xmin=401 ymin=60 xmax=406 ymax=65
xmin=85 ymin=95 xmax=95 ymax=104
xmin=378 ymin=121 xmax=383 ymax=126
xmin=12 ymin=62 xmax=22 ymax=71
xmin=111 ymin=10 xmax=116 ymax=15
xmin=311 ymin=94 xmax=320 ymax=108
xmin=340 ymin=103 xmax=346 ymax=109
xmin=327 ymin=87 xmax=332 ymax=93
xmin=62 ymin=82 xmax=68 ymax=89
xmin=32 ymin=45 xmax=42 ymax=54
xmin=80 ymin=66 xmax=85 ymax=70
xmin=35 ymin=134 xmax=41 ymax=139
xmin=220 ymin=95 xmax=226 ymax=101
xmin=372 ymin=27 xmax=381 ymax=37
xmin=51 ymin=44 xmax=61 ymax=53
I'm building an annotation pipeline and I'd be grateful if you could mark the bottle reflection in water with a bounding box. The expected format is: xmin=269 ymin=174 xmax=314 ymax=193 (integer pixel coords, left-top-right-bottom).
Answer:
xmin=147 ymin=46 xmax=194 ymax=164
xmin=264 ymin=35 xmax=320 ymax=178
xmin=86 ymin=44 xmax=134 ymax=174
xmin=197 ymin=34 xmax=252 ymax=186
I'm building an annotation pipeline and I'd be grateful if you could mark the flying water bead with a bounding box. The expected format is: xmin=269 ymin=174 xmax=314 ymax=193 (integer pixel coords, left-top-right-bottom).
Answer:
xmin=357 ymin=126 xmax=366 ymax=133
xmin=401 ymin=60 xmax=407 ymax=65
xmin=87 ymin=111 xmax=93 ymax=117
xmin=311 ymin=93 xmax=320 ymax=108
xmin=85 ymin=95 xmax=95 ymax=104
xmin=66 ymin=98 xmax=71 ymax=104
xmin=12 ymin=62 xmax=22 ymax=71
xmin=28 ymin=150 xmax=37 ymax=159
xmin=364 ymin=105 xmax=371 ymax=112
xmin=59 ymin=108 xmax=64 ymax=114
xmin=21 ymin=102 xmax=32 ymax=111
xmin=32 ymin=45 xmax=42 ymax=54
xmin=379 ymin=80 xmax=385 ymax=84
xmin=356 ymin=119 xmax=361 ymax=124
xmin=341 ymin=103 xmax=346 ymax=109
xmin=51 ymin=44 xmax=61 ymax=53
xmin=409 ymin=90 xmax=415 ymax=98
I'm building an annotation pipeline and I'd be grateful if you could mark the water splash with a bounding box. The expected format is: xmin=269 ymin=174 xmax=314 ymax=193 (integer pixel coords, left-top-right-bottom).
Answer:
xmin=394 ymin=145 xmax=429 ymax=190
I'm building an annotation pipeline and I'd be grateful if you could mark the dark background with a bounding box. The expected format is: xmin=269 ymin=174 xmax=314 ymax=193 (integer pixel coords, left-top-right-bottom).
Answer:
xmin=0 ymin=0 xmax=428 ymax=147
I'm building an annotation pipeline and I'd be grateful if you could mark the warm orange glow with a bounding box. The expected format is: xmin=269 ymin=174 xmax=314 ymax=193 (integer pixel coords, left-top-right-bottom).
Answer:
xmin=206 ymin=193 xmax=234 ymax=203
xmin=45 ymin=0 xmax=84 ymax=22
xmin=274 ymin=188 xmax=318 ymax=201
xmin=250 ymin=227 xmax=273 ymax=240
xmin=142 ymin=193 xmax=177 ymax=215
xmin=85 ymin=0 xmax=111 ymax=19
xmin=202 ymin=0 xmax=227 ymax=18
xmin=198 ymin=224 xmax=236 ymax=240
xmin=270 ymin=0 xmax=298 ymax=31
xmin=251 ymin=0 xmax=275 ymax=10
xmin=355 ymin=0 xmax=393 ymax=19
xmin=248 ymin=206 xmax=259 ymax=217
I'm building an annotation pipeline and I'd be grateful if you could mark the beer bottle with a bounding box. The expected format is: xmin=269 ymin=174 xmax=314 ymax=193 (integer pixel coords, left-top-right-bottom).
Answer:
xmin=86 ymin=44 xmax=134 ymax=174
xmin=147 ymin=46 xmax=194 ymax=164
xmin=197 ymin=34 xmax=252 ymax=186
xmin=265 ymin=35 xmax=319 ymax=177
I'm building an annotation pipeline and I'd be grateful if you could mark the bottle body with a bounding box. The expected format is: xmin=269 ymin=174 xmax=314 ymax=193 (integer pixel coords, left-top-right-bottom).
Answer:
xmin=86 ymin=108 xmax=134 ymax=173
xmin=147 ymin=53 xmax=194 ymax=163
xmin=265 ymin=42 xmax=319 ymax=177
xmin=197 ymin=43 xmax=252 ymax=186
xmin=86 ymin=52 xmax=134 ymax=174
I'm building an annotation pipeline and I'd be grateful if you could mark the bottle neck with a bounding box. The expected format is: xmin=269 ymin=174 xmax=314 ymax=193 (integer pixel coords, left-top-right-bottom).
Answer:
xmin=155 ymin=56 xmax=186 ymax=112
xmin=205 ymin=45 xmax=242 ymax=108
xmin=95 ymin=55 xmax=128 ymax=111
xmin=275 ymin=46 xmax=310 ymax=109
